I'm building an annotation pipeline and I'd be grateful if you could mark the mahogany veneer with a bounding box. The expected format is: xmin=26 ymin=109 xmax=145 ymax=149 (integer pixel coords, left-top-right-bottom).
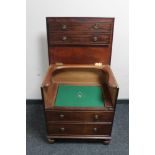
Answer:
xmin=41 ymin=17 xmax=119 ymax=144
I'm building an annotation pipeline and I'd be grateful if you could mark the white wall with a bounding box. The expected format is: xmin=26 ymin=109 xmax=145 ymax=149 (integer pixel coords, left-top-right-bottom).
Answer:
xmin=26 ymin=0 xmax=129 ymax=99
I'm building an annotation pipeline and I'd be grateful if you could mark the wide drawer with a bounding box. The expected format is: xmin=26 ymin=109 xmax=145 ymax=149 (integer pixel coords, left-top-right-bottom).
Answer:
xmin=47 ymin=123 xmax=112 ymax=135
xmin=48 ymin=33 xmax=110 ymax=45
xmin=45 ymin=110 xmax=114 ymax=122
xmin=48 ymin=22 xmax=112 ymax=33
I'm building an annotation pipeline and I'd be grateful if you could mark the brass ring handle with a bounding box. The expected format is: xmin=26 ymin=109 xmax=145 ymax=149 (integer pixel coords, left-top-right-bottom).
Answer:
xmin=62 ymin=36 xmax=67 ymax=41
xmin=93 ymin=23 xmax=99 ymax=29
xmin=93 ymin=36 xmax=98 ymax=42
xmin=93 ymin=127 xmax=98 ymax=132
xmin=60 ymin=127 xmax=65 ymax=132
xmin=94 ymin=114 xmax=99 ymax=120
xmin=60 ymin=114 xmax=64 ymax=118
xmin=62 ymin=24 xmax=67 ymax=30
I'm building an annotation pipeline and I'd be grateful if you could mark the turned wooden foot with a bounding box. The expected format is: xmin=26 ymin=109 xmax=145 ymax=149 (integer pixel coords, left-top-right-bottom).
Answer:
xmin=48 ymin=138 xmax=55 ymax=144
xmin=102 ymin=139 xmax=111 ymax=145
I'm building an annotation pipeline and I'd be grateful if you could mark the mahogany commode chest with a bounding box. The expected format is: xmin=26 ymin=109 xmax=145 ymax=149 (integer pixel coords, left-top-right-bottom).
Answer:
xmin=41 ymin=17 xmax=119 ymax=144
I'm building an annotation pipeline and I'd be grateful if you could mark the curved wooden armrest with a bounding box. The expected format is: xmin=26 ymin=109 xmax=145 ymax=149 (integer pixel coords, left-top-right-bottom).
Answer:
xmin=42 ymin=65 xmax=54 ymax=87
xmin=102 ymin=65 xmax=119 ymax=88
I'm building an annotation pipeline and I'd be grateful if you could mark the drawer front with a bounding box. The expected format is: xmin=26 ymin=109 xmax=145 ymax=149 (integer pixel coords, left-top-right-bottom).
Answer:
xmin=49 ymin=33 xmax=110 ymax=45
xmin=47 ymin=123 xmax=112 ymax=135
xmin=48 ymin=22 xmax=112 ymax=33
xmin=46 ymin=110 xmax=114 ymax=122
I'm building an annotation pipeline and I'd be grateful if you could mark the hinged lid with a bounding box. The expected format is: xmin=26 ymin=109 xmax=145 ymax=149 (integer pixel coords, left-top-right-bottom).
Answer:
xmin=46 ymin=17 xmax=114 ymax=65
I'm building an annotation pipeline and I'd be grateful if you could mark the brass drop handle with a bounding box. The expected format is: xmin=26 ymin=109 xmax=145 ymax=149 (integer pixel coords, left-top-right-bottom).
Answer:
xmin=94 ymin=114 xmax=99 ymax=120
xmin=62 ymin=24 xmax=67 ymax=30
xmin=62 ymin=36 xmax=67 ymax=41
xmin=93 ymin=36 xmax=98 ymax=42
xmin=60 ymin=127 xmax=65 ymax=132
xmin=93 ymin=127 xmax=98 ymax=132
xmin=93 ymin=23 xmax=99 ymax=29
xmin=60 ymin=114 xmax=64 ymax=118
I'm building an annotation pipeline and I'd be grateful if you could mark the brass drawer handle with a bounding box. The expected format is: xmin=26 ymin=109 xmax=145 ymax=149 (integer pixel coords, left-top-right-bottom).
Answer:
xmin=108 ymin=107 xmax=114 ymax=110
xmin=93 ymin=36 xmax=98 ymax=42
xmin=93 ymin=23 xmax=99 ymax=29
xmin=60 ymin=127 xmax=65 ymax=132
xmin=93 ymin=127 xmax=98 ymax=132
xmin=94 ymin=114 xmax=99 ymax=120
xmin=59 ymin=114 xmax=64 ymax=118
xmin=62 ymin=36 xmax=67 ymax=41
xmin=62 ymin=24 xmax=67 ymax=30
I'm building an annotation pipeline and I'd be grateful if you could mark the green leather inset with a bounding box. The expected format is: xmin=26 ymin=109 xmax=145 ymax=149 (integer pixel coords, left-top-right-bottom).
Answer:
xmin=54 ymin=84 xmax=104 ymax=107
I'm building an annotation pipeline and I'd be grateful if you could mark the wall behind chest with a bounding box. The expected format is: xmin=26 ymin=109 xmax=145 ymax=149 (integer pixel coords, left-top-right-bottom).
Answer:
xmin=26 ymin=0 xmax=129 ymax=99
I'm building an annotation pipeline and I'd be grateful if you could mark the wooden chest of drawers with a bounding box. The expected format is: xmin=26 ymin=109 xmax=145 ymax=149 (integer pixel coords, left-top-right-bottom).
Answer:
xmin=41 ymin=17 xmax=119 ymax=144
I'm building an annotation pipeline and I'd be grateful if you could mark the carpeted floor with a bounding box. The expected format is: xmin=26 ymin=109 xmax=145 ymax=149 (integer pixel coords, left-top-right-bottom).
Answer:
xmin=26 ymin=100 xmax=129 ymax=155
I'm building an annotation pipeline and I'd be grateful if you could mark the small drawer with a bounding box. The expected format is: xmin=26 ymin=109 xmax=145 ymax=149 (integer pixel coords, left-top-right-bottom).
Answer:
xmin=47 ymin=123 xmax=112 ymax=135
xmin=48 ymin=22 xmax=112 ymax=33
xmin=48 ymin=33 xmax=110 ymax=45
xmin=45 ymin=110 xmax=114 ymax=122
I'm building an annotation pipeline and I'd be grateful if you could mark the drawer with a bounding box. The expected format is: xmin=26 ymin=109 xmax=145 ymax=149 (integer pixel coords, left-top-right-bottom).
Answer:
xmin=48 ymin=22 xmax=112 ymax=33
xmin=48 ymin=33 xmax=110 ymax=45
xmin=45 ymin=110 xmax=114 ymax=122
xmin=47 ymin=123 xmax=112 ymax=135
